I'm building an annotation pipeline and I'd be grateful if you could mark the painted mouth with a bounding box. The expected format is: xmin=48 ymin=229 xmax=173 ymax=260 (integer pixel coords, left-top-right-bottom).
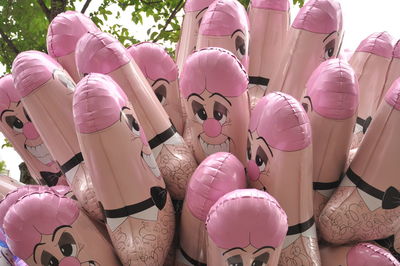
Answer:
xmin=25 ymin=142 xmax=53 ymax=165
xmin=199 ymin=136 xmax=230 ymax=156
xmin=141 ymin=151 xmax=161 ymax=178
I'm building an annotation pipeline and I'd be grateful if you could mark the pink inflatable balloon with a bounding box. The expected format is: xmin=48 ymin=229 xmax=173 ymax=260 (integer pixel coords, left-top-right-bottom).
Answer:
xmin=197 ymin=0 xmax=249 ymax=69
xmin=176 ymin=152 xmax=246 ymax=265
xmin=206 ymin=189 xmax=288 ymax=266
xmin=180 ymin=47 xmax=249 ymax=165
xmin=128 ymin=42 xmax=185 ymax=135
xmin=76 ymin=31 xmax=197 ymax=200
xmin=319 ymin=77 xmax=400 ymax=245
xmin=47 ymin=10 xmax=99 ymax=83
xmin=247 ymin=92 xmax=319 ymax=264
xmin=12 ymin=51 xmax=102 ymax=221
xmin=380 ymin=40 xmax=400 ymax=108
xmin=301 ymin=59 xmax=359 ymax=221
xmin=2 ymin=191 xmax=120 ymax=266
xmin=0 ymin=75 xmax=68 ymax=187
xmin=247 ymin=0 xmax=290 ymax=108
xmin=267 ymin=0 xmax=343 ymax=101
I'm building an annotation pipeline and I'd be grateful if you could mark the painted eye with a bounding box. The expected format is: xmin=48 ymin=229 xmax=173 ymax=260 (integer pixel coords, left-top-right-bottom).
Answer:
xmin=5 ymin=116 xmax=23 ymax=133
xmin=247 ymin=138 xmax=251 ymax=161
xmin=58 ymin=232 xmax=77 ymax=257
xmin=256 ymin=146 xmax=268 ymax=172
xmin=154 ymin=84 xmax=167 ymax=106
xmin=324 ymin=39 xmax=336 ymax=60
xmin=126 ymin=114 xmax=140 ymax=136
xmin=252 ymin=252 xmax=270 ymax=266
xmin=192 ymin=100 xmax=207 ymax=123
xmin=235 ymin=35 xmax=246 ymax=60
xmin=213 ymin=101 xmax=227 ymax=125
xmin=47 ymin=256 xmax=59 ymax=266
xmin=227 ymin=254 xmax=243 ymax=266
xmin=41 ymin=251 xmax=59 ymax=266
xmin=302 ymin=102 xmax=309 ymax=113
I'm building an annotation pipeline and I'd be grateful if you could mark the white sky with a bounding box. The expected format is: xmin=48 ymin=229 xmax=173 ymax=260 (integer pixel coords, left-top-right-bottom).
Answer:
xmin=1 ymin=0 xmax=400 ymax=180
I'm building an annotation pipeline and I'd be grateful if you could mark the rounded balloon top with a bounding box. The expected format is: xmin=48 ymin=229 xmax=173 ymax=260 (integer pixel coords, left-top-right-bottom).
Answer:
xmin=12 ymin=51 xmax=60 ymax=98
xmin=3 ymin=191 xmax=79 ymax=259
xmin=199 ymin=0 xmax=248 ymax=36
xmin=306 ymin=59 xmax=359 ymax=120
xmin=385 ymin=77 xmax=400 ymax=111
xmin=186 ymin=152 xmax=246 ymax=221
xmin=128 ymin=42 xmax=178 ymax=82
xmin=73 ymin=73 xmax=128 ymax=134
xmin=393 ymin=40 xmax=400 ymax=59
xmin=206 ymin=189 xmax=288 ymax=249
xmin=347 ymin=243 xmax=399 ymax=266
xmin=250 ymin=92 xmax=311 ymax=151
xmin=47 ymin=11 xmax=99 ymax=57
xmin=250 ymin=0 xmax=290 ymax=11
xmin=292 ymin=0 xmax=342 ymax=34
xmin=76 ymin=31 xmax=131 ymax=76
xmin=355 ymin=32 xmax=394 ymax=59
xmin=180 ymin=47 xmax=248 ymax=98
xmin=184 ymin=0 xmax=216 ymax=12
xmin=0 ymin=74 xmax=21 ymax=113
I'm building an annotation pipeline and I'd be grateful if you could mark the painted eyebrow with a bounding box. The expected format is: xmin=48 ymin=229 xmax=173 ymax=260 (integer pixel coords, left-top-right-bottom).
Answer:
xmin=151 ymin=78 xmax=169 ymax=87
xmin=323 ymin=31 xmax=336 ymax=42
xmin=256 ymin=136 xmax=274 ymax=157
xmin=253 ymin=246 xmax=275 ymax=254
xmin=16 ymin=101 xmax=21 ymax=107
xmin=187 ymin=93 xmax=205 ymax=101
xmin=222 ymin=247 xmax=246 ymax=256
xmin=196 ymin=7 xmax=208 ymax=19
xmin=51 ymin=225 xmax=72 ymax=241
xmin=209 ymin=93 xmax=232 ymax=106
xmin=33 ymin=243 xmax=45 ymax=263
xmin=231 ymin=29 xmax=244 ymax=38
xmin=304 ymin=96 xmax=313 ymax=111
xmin=0 ymin=109 xmax=12 ymax=120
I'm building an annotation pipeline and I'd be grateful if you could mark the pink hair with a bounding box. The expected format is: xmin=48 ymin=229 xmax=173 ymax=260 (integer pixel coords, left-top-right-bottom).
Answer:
xmin=250 ymin=0 xmax=290 ymax=11
xmin=184 ymin=0 xmax=216 ymax=13
xmin=180 ymin=47 xmax=248 ymax=98
xmin=12 ymin=51 xmax=60 ymax=98
xmin=73 ymin=73 xmax=128 ymax=134
xmin=385 ymin=77 xmax=400 ymax=111
xmin=76 ymin=31 xmax=132 ymax=76
xmin=249 ymin=92 xmax=311 ymax=151
xmin=186 ymin=152 xmax=246 ymax=221
xmin=3 ymin=191 xmax=79 ymax=259
xmin=306 ymin=59 xmax=359 ymax=119
xmin=356 ymin=32 xmax=394 ymax=59
xmin=347 ymin=243 xmax=399 ymax=266
xmin=292 ymin=0 xmax=342 ymax=34
xmin=206 ymin=189 xmax=288 ymax=249
xmin=199 ymin=0 xmax=249 ymax=36
xmin=47 ymin=11 xmax=99 ymax=58
xmin=0 ymin=75 xmax=20 ymax=114
xmin=128 ymin=42 xmax=178 ymax=82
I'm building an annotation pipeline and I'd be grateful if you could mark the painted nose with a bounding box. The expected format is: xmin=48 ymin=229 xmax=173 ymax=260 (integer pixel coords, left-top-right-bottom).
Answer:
xmin=59 ymin=257 xmax=80 ymax=266
xmin=247 ymin=160 xmax=260 ymax=181
xmin=23 ymin=122 xmax=39 ymax=140
xmin=203 ymin=119 xmax=222 ymax=137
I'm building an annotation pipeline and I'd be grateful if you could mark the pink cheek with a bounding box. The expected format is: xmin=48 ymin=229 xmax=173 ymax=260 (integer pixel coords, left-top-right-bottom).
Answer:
xmin=203 ymin=119 xmax=222 ymax=137
xmin=23 ymin=122 xmax=39 ymax=140
xmin=247 ymin=160 xmax=260 ymax=181
xmin=59 ymin=257 xmax=80 ymax=266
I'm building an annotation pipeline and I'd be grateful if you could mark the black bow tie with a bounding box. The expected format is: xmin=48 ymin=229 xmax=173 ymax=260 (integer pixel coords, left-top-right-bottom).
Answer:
xmin=382 ymin=186 xmax=400 ymax=210
xmin=40 ymin=171 xmax=62 ymax=187
xmin=356 ymin=116 xmax=372 ymax=134
xmin=151 ymin=186 xmax=167 ymax=210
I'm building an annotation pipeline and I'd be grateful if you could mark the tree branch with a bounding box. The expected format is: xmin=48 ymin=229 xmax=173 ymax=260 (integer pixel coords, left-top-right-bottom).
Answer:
xmin=0 ymin=28 xmax=19 ymax=55
xmin=36 ymin=0 xmax=51 ymax=21
xmin=50 ymin=0 xmax=67 ymax=21
xmin=153 ymin=0 xmax=184 ymax=42
xmin=80 ymin=0 xmax=92 ymax=14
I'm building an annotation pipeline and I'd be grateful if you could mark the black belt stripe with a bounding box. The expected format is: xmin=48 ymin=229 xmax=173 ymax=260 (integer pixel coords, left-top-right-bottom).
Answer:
xmin=60 ymin=153 xmax=83 ymax=174
xmin=104 ymin=198 xmax=155 ymax=218
xmin=287 ymin=217 xmax=315 ymax=235
xmin=347 ymin=168 xmax=384 ymax=199
xmin=313 ymin=172 xmax=345 ymax=190
xmin=179 ymin=247 xmax=207 ymax=266
xmin=148 ymin=126 xmax=177 ymax=149
xmin=249 ymin=76 xmax=270 ymax=86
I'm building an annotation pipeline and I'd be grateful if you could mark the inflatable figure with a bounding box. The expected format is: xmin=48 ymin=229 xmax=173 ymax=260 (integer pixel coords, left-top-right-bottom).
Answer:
xmin=349 ymin=32 xmax=394 ymax=148
xmin=0 ymin=75 xmax=68 ymax=187
xmin=206 ymin=189 xmax=288 ymax=266
xmin=2 ymin=191 xmax=120 ymax=266
xmin=381 ymin=40 xmax=400 ymax=105
xmin=76 ymin=31 xmax=197 ymax=200
xmin=175 ymin=0 xmax=215 ymax=71
xmin=319 ymin=78 xmax=400 ymax=247
xmin=176 ymin=152 xmax=246 ymax=265
xmin=180 ymin=47 xmax=249 ymax=165
xmin=73 ymin=73 xmax=174 ymax=265
xmin=12 ymin=51 xmax=102 ymax=220
xmin=301 ymin=59 xmax=358 ymax=221
xmin=196 ymin=0 xmax=249 ymax=70
xmin=47 ymin=11 xmax=99 ymax=83
xmin=0 ymin=175 xmax=23 ymax=199
xmin=320 ymin=243 xmax=399 ymax=266
xmin=267 ymin=0 xmax=343 ymax=101
xmin=128 ymin=42 xmax=185 ymax=135
xmin=247 ymin=0 xmax=290 ymax=108
xmin=247 ymin=92 xmax=319 ymax=265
